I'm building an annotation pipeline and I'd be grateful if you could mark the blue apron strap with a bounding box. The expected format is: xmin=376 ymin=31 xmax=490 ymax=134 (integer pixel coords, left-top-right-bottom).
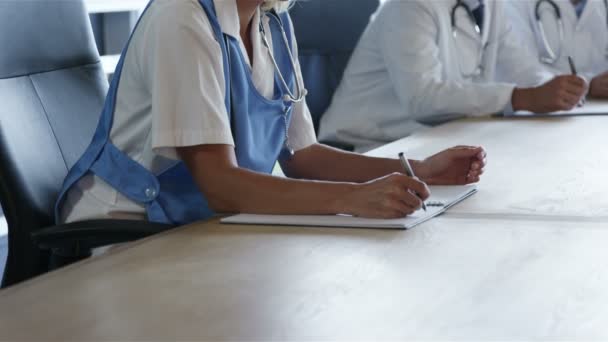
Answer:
xmin=224 ymin=35 xmax=238 ymax=140
xmin=88 ymin=143 xmax=172 ymax=222
xmin=89 ymin=144 xmax=160 ymax=204
xmin=55 ymin=0 xmax=156 ymax=221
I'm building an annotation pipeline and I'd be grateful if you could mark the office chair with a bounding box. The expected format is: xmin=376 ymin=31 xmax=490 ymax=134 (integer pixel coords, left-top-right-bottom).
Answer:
xmin=289 ymin=0 xmax=380 ymax=136
xmin=0 ymin=0 xmax=172 ymax=288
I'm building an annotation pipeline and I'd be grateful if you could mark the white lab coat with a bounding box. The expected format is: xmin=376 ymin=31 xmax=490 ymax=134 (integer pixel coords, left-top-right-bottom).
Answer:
xmin=505 ymin=0 xmax=608 ymax=83
xmin=319 ymin=0 xmax=553 ymax=152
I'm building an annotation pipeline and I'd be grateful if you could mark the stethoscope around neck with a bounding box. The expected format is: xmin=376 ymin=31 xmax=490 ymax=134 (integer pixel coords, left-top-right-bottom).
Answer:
xmin=256 ymin=10 xmax=308 ymax=156
xmin=225 ymin=10 xmax=307 ymax=157
xmin=535 ymin=0 xmax=608 ymax=65
xmin=451 ymin=0 xmax=487 ymax=79
xmin=258 ymin=11 xmax=308 ymax=104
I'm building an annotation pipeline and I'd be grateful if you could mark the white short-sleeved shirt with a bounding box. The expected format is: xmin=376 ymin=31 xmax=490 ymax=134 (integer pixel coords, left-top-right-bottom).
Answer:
xmin=60 ymin=0 xmax=317 ymax=223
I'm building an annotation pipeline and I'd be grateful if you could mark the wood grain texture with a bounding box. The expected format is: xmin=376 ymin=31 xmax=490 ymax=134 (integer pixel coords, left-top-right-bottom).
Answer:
xmin=368 ymin=116 xmax=608 ymax=218
xmin=2 ymin=116 xmax=608 ymax=340
xmin=1 ymin=218 xmax=608 ymax=340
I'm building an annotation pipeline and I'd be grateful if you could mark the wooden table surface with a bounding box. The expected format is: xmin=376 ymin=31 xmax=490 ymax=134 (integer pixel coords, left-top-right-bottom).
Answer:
xmin=368 ymin=116 xmax=608 ymax=219
xmin=1 ymin=116 xmax=608 ymax=340
xmin=2 ymin=217 xmax=608 ymax=340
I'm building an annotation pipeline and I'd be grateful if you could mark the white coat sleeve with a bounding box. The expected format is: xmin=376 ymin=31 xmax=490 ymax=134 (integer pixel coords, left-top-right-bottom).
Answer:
xmin=495 ymin=2 xmax=555 ymax=88
xmin=378 ymin=1 xmax=515 ymax=119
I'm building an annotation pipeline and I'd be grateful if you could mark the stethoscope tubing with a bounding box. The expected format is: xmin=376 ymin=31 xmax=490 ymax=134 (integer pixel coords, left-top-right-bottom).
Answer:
xmin=535 ymin=0 xmax=565 ymax=64
xmin=259 ymin=11 xmax=308 ymax=104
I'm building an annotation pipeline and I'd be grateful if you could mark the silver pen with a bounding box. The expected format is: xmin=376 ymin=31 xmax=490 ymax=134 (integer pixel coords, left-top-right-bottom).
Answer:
xmin=398 ymin=152 xmax=427 ymax=212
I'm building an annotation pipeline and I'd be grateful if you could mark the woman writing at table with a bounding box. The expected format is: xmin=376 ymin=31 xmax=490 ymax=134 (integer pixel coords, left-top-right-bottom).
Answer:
xmin=56 ymin=0 xmax=486 ymax=224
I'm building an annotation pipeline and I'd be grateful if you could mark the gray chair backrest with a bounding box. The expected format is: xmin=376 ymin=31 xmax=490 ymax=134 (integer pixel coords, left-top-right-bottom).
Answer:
xmin=0 ymin=0 xmax=107 ymax=286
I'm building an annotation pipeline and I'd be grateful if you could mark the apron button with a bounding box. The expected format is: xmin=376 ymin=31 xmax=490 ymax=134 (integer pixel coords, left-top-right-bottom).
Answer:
xmin=145 ymin=188 xmax=157 ymax=200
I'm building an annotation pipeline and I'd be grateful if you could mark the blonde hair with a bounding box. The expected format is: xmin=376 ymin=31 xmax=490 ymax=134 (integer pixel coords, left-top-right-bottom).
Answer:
xmin=261 ymin=0 xmax=294 ymax=13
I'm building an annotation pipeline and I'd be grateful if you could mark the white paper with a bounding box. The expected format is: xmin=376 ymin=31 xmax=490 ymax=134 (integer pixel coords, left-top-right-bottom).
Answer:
xmin=221 ymin=185 xmax=477 ymax=230
xmin=513 ymin=99 xmax=608 ymax=116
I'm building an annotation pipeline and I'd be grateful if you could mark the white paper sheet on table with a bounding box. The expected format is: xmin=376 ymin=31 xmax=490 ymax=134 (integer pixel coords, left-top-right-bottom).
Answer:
xmin=221 ymin=185 xmax=477 ymax=229
xmin=513 ymin=100 xmax=608 ymax=116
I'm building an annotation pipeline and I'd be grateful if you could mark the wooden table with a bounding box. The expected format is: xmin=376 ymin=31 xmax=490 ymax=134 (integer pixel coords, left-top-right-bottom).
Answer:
xmin=1 ymin=116 xmax=608 ymax=340
xmin=2 ymin=218 xmax=608 ymax=340
xmin=368 ymin=116 xmax=608 ymax=219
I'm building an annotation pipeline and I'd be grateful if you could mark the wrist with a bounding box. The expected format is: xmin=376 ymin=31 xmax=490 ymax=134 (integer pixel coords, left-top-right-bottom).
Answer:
xmin=589 ymin=79 xmax=599 ymax=98
xmin=327 ymin=182 xmax=358 ymax=215
xmin=511 ymin=87 xmax=534 ymax=112
xmin=410 ymin=159 xmax=431 ymax=181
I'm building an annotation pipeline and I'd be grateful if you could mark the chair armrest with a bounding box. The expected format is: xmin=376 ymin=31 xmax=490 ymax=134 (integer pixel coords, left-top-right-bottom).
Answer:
xmin=31 ymin=220 xmax=175 ymax=253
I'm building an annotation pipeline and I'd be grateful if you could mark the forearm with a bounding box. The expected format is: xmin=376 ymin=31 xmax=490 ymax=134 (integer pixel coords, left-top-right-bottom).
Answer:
xmin=196 ymin=165 xmax=356 ymax=216
xmin=178 ymin=144 xmax=360 ymax=215
xmin=282 ymin=144 xmax=423 ymax=183
xmin=176 ymin=139 xmax=440 ymax=219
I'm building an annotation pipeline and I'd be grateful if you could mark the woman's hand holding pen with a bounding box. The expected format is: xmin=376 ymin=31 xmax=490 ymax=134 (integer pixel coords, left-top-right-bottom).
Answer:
xmin=337 ymin=146 xmax=483 ymax=219
xmin=342 ymin=174 xmax=430 ymax=219
xmin=512 ymin=75 xmax=588 ymax=113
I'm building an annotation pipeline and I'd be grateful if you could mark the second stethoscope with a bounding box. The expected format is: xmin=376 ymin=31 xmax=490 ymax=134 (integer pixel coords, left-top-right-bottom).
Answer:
xmin=451 ymin=0 xmax=487 ymax=79
xmin=535 ymin=0 xmax=608 ymax=65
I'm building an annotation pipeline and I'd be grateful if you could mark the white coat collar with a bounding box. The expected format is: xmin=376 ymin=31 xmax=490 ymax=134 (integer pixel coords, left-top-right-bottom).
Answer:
xmin=213 ymin=0 xmax=243 ymax=38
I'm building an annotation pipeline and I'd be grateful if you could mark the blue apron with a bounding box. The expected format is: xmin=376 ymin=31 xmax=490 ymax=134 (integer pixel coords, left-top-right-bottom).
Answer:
xmin=55 ymin=0 xmax=297 ymax=225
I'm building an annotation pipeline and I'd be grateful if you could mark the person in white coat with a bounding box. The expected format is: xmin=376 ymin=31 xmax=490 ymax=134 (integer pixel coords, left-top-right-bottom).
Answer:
xmin=318 ymin=0 xmax=588 ymax=152
xmin=505 ymin=0 xmax=608 ymax=99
